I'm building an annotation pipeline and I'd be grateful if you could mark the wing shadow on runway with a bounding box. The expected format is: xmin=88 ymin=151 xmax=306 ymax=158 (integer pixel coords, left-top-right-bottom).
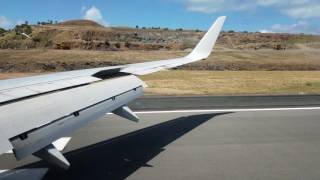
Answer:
xmin=18 ymin=112 xmax=231 ymax=180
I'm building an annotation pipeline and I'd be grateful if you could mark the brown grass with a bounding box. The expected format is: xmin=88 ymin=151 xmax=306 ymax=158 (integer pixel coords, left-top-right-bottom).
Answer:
xmin=1 ymin=71 xmax=320 ymax=95
xmin=185 ymin=49 xmax=320 ymax=71
xmin=1 ymin=49 xmax=320 ymax=72
xmin=0 ymin=73 xmax=40 ymax=80
xmin=141 ymin=71 xmax=320 ymax=95
xmin=0 ymin=49 xmax=185 ymax=72
xmin=1 ymin=48 xmax=320 ymax=96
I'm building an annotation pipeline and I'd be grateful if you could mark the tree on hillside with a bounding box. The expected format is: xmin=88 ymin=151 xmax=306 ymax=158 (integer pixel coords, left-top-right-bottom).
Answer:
xmin=14 ymin=23 xmax=32 ymax=35
xmin=0 ymin=28 xmax=7 ymax=35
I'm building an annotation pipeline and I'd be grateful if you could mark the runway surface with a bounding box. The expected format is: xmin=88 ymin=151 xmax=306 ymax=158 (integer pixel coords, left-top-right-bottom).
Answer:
xmin=1 ymin=96 xmax=320 ymax=179
xmin=129 ymin=95 xmax=320 ymax=110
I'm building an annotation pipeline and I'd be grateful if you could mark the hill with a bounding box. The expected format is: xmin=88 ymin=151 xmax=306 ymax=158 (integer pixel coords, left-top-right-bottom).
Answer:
xmin=0 ymin=19 xmax=320 ymax=51
xmin=58 ymin=19 xmax=104 ymax=27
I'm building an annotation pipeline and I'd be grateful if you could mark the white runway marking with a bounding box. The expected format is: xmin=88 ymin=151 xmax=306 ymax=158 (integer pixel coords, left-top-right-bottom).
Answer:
xmin=108 ymin=107 xmax=320 ymax=115
xmin=134 ymin=107 xmax=320 ymax=114
xmin=5 ymin=137 xmax=71 ymax=154
xmin=0 ymin=169 xmax=8 ymax=173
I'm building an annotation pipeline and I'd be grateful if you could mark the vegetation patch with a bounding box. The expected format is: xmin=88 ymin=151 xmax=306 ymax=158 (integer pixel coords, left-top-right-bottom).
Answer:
xmin=141 ymin=71 xmax=320 ymax=95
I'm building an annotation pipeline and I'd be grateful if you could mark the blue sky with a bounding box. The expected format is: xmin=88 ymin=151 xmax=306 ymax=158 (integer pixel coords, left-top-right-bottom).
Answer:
xmin=1 ymin=0 xmax=320 ymax=34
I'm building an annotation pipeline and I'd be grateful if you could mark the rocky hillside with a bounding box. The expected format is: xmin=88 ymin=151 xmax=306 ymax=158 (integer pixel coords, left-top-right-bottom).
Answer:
xmin=1 ymin=19 xmax=320 ymax=51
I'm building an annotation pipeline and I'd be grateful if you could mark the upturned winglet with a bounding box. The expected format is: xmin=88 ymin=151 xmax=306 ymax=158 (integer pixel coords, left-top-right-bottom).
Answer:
xmin=120 ymin=16 xmax=226 ymax=75
xmin=186 ymin=16 xmax=226 ymax=61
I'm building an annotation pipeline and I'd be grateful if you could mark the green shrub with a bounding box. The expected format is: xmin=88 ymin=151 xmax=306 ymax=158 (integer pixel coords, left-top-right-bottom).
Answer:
xmin=0 ymin=28 xmax=6 ymax=35
xmin=14 ymin=24 xmax=32 ymax=35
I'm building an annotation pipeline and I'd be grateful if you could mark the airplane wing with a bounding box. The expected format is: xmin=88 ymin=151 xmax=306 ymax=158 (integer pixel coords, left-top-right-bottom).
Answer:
xmin=0 ymin=16 xmax=226 ymax=169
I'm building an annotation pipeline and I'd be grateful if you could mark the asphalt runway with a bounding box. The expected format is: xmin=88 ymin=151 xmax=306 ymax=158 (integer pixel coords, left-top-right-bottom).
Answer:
xmin=1 ymin=96 xmax=320 ymax=179
xmin=129 ymin=95 xmax=320 ymax=110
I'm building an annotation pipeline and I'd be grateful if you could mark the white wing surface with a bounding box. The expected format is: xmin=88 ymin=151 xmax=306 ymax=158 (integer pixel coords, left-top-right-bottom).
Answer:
xmin=0 ymin=16 xmax=226 ymax=169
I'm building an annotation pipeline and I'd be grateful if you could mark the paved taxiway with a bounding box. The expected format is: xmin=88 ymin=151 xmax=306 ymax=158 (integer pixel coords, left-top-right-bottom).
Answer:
xmin=1 ymin=96 xmax=320 ymax=179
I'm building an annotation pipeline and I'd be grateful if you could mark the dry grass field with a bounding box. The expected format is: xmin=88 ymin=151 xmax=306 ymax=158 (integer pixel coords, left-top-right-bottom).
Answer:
xmin=1 ymin=49 xmax=320 ymax=72
xmin=1 ymin=48 xmax=320 ymax=96
xmin=142 ymin=71 xmax=320 ymax=95
xmin=1 ymin=71 xmax=320 ymax=95
xmin=0 ymin=73 xmax=40 ymax=80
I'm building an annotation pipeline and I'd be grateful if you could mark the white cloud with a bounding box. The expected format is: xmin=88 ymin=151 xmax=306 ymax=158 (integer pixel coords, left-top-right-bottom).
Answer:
xmin=185 ymin=0 xmax=320 ymax=19
xmin=0 ymin=16 xmax=12 ymax=29
xmin=16 ymin=20 xmax=25 ymax=25
xmin=264 ymin=21 xmax=320 ymax=34
xmin=284 ymin=5 xmax=320 ymax=18
xmin=81 ymin=6 xmax=87 ymax=12
xmin=186 ymin=0 xmax=255 ymax=13
xmin=83 ymin=6 xmax=108 ymax=26
xmin=259 ymin=29 xmax=274 ymax=33
xmin=257 ymin=0 xmax=280 ymax=6
xmin=183 ymin=0 xmax=320 ymax=34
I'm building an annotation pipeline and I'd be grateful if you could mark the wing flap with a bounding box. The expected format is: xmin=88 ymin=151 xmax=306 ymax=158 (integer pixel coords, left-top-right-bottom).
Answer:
xmin=0 ymin=75 xmax=144 ymax=140
xmin=0 ymin=132 xmax=13 ymax=155
xmin=0 ymin=75 xmax=102 ymax=104
xmin=1 ymin=76 xmax=144 ymax=163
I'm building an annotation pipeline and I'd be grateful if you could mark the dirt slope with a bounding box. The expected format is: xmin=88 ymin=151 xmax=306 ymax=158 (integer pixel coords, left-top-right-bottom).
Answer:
xmin=1 ymin=19 xmax=320 ymax=51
